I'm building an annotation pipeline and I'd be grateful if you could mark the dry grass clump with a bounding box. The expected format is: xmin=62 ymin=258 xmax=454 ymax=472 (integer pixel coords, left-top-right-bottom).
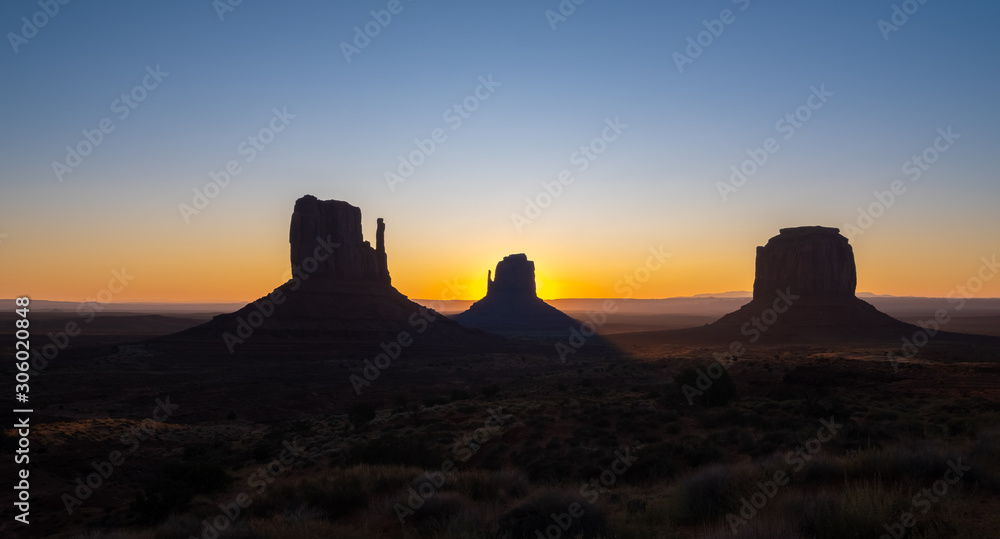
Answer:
xmin=248 ymin=464 xmax=419 ymax=520
xmin=494 ymin=489 xmax=608 ymax=539
xmin=664 ymin=463 xmax=760 ymax=525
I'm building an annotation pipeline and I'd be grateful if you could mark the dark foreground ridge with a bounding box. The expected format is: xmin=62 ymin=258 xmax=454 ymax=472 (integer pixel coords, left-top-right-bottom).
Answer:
xmin=452 ymin=254 xmax=580 ymax=336
xmin=155 ymin=195 xmax=495 ymax=353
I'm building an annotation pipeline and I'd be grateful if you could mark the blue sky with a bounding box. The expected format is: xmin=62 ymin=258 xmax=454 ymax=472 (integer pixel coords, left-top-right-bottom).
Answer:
xmin=1 ymin=0 xmax=998 ymax=301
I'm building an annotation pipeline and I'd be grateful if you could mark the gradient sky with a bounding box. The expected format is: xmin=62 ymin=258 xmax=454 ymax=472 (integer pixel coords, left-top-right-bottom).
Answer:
xmin=1 ymin=0 xmax=998 ymax=302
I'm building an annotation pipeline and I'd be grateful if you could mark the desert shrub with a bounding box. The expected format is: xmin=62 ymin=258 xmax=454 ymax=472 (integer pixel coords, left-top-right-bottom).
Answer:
xmin=866 ymin=409 xmax=899 ymax=422
xmin=523 ymin=452 xmax=574 ymax=482
xmin=423 ymin=395 xmax=451 ymax=407
xmin=175 ymin=461 xmax=232 ymax=492
xmin=616 ymin=417 xmax=646 ymax=435
xmin=800 ymin=480 xmax=907 ymax=539
xmin=182 ymin=445 xmax=208 ymax=460
xmin=623 ymin=443 xmax=679 ymax=483
xmin=795 ymin=455 xmax=846 ymax=486
xmin=130 ymin=480 xmax=190 ymax=524
xmin=71 ymin=533 xmax=145 ymax=539
xmin=159 ymin=520 xmax=260 ymax=539
xmin=251 ymin=465 xmax=416 ymax=520
xmin=972 ymin=426 xmax=1000 ymax=469
xmin=910 ymin=517 xmax=961 ymax=539
xmin=495 ymin=490 xmax=608 ymax=539
xmin=154 ymin=514 xmax=203 ymax=539
xmin=575 ymin=462 xmax=603 ymax=482
xmin=393 ymin=393 xmax=410 ymax=410
xmin=246 ymin=519 xmax=371 ymax=539
xmin=736 ymin=430 xmax=758 ymax=453
xmin=657 ymin=384 xmax=687 ymax=407
xmin=634 ymin=497 xmax=674 ymax=527
xmin=348 ymin=434 xmax=440 ymax=469
xmin=683 ymin=442 xmax=725 ymax=467
xmin=546 ymin=437 xmax=564 ymax=451
xmin=220 ymin=524 xmax=265 ymax=538
xmin=674 ymin=365 xmax=738 ymax=408
xmin=476 ymin=441 xmax=508 ymax=471
xmin=481 ymin=384 xmax=501 ymax=398
xmin=403 ymin=492 xmax=477 ymax=537
xmin=455 ymin=469 xmax=529 ymax=501
xmin=759 ymin=428 xmax=796 ymax=447
xmin=250 ymin=441 xmax=273 ymax=462
xmin=131 ymin=462 xmax=232 ymax=524
xmin=299 ymin=476 xmax=369 ymax=519
xmin=450 ymin=389 xmax=471 ymax=402
xmin=947 ymin=417 xmax=975 ymax=437
xmin=590 ymin=415 xmax=611 ymax=428
xmin=699 ymin=407 xmax=749 ymax=429
xmin=364 ymin=464 xmax=427 ymax=492
xmin=837 ymin=423 xmax=890 ymax=452
xmin=348 ymin=402 xmax=376 ymax=428
xmin=666 ymin=464 xmax=756 ymax=525
xmin=708 ymin=427 xmax=751 ymax=448
xmin=701 ymin=517 xmax=804 ymax=539
xmin=456 ymin=403 xmax=479 ymax=415
xmin=853 ymin=440 xmax=1000 ymax=494
xmin=845 ymin=442 xmax=955 ymax=485
xmin=613 ymin=500 xmax=684 ymax=539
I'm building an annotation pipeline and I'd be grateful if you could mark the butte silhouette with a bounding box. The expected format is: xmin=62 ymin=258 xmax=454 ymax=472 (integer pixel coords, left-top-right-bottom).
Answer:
xmin=159 ymin=195 xmax=492 ymax=353
xmin=452 ymin=254 xmax=579 ymax=336
xmin=657 ymin=226 xmax=961 ymax=343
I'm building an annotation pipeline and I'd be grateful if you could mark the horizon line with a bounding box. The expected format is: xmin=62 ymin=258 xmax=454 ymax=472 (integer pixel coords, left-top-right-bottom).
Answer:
xmin=7 ymin=293 xmax=1000 ymax=306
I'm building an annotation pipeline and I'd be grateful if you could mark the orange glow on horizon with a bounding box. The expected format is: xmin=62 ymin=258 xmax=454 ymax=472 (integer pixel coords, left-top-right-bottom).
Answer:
xmin=2 ymin=212 xmax=997 ymax=303
xmin=10 ymin=254 xmax=996 ymax=304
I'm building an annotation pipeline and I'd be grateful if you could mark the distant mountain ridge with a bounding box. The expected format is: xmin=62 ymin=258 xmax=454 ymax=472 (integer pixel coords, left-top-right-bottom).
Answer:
xmin=6 ymin=296 xmax=1000 ymax=317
